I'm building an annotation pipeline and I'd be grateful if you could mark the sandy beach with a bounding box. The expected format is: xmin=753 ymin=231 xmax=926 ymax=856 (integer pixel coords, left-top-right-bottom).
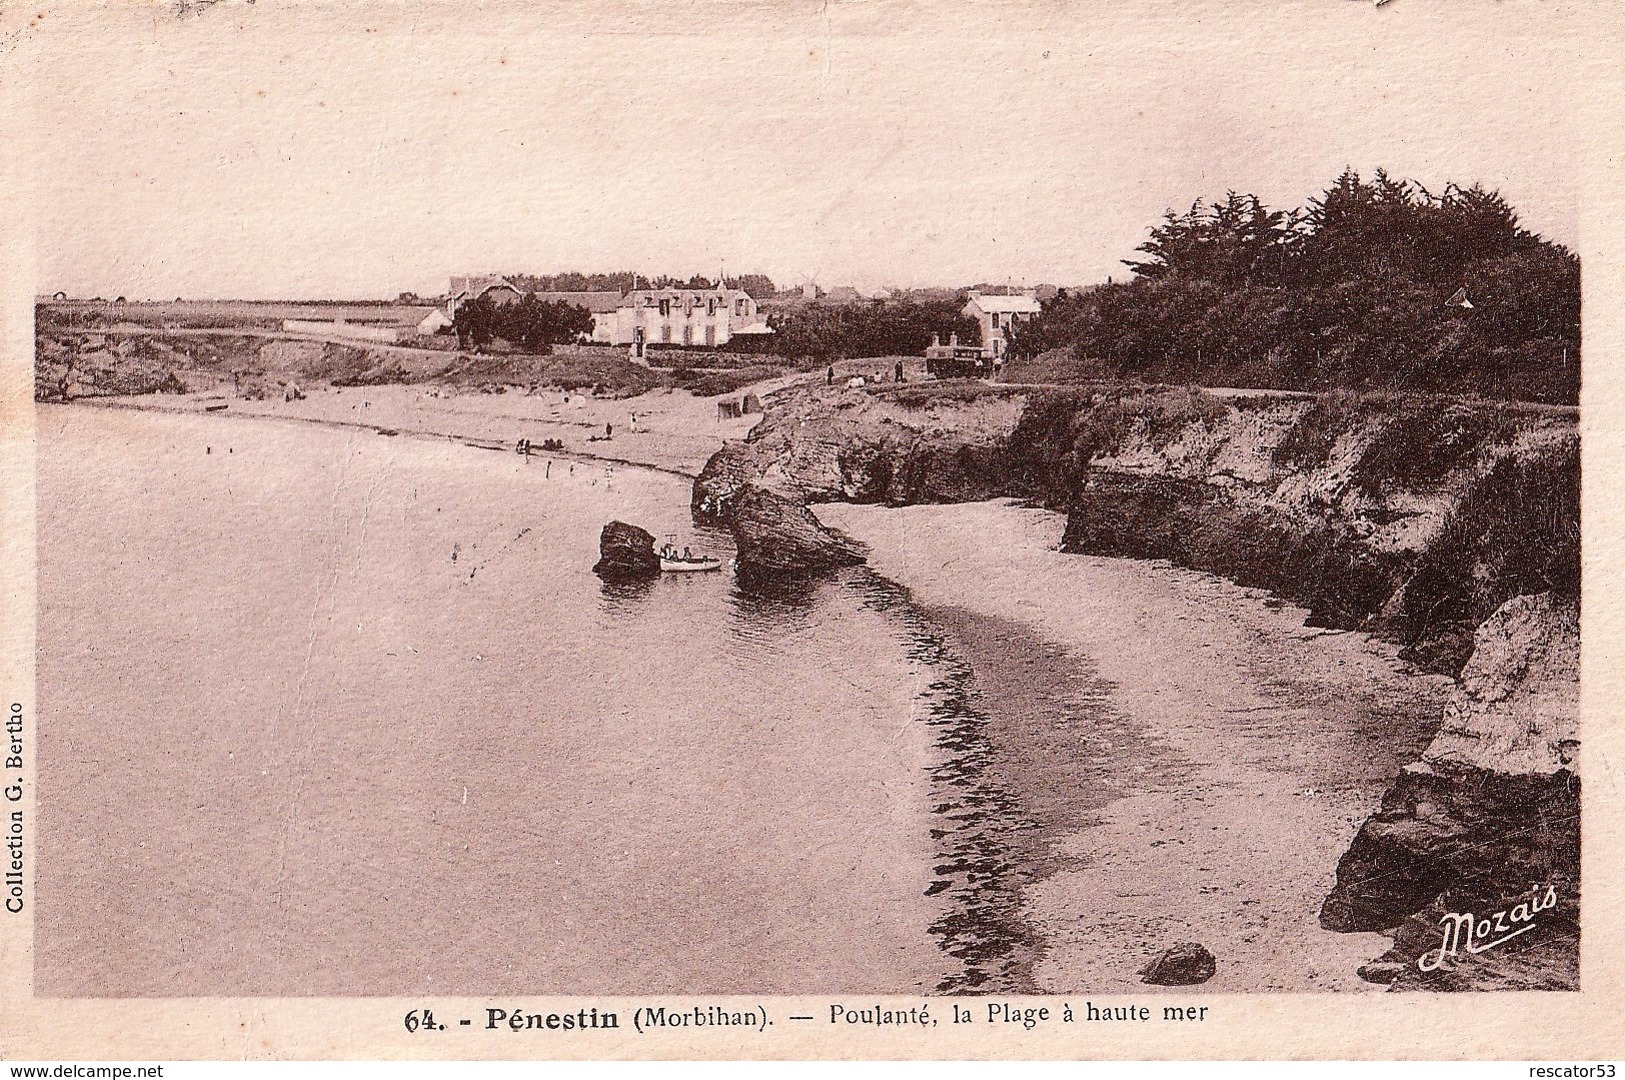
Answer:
xmin=73 ymin=373 xmax=807 ymax=479
xmin=815 ymin=499 xmax=1455 ymax=992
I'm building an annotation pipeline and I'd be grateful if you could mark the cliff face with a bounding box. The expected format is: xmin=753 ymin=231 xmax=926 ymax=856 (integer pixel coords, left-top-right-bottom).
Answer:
xmin=698 ymin=382 xmax=1577 ymax=675
xmin=696 ymin=379 xmax=1580 ymax=988
xmin=1322 ymin=592 xmax=1579 ymax=990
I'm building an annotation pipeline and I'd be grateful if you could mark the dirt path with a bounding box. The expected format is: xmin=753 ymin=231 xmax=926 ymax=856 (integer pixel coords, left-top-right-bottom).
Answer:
xmin=816 ymin=499 xmax=1454 ymax=992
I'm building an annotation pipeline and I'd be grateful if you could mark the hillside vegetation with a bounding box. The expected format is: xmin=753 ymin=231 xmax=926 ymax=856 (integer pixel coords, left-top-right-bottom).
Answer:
xmin=1010 ymin=170 xmax=1580 ymax=404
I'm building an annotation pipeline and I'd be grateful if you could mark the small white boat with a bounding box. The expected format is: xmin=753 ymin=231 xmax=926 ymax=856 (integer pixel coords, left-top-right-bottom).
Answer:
xmin=661 ymin=554 xmax=724 ymax=573
xmin=659 ymin=536 xmax=723 ymax=573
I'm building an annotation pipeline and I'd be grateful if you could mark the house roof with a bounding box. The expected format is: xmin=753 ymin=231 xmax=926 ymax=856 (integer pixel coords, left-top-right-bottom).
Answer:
xmin=623 ymin=288 xmax=753 ymax=307
xmin=966 ymin=291 xmax=1042 ymax=314
xmin=533 ymin=290 xmax=626 ymax=313
xmin=449 ymin=275 xmax=523 ymax=300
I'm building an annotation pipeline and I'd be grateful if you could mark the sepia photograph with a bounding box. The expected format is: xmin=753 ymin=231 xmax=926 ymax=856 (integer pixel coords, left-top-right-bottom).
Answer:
xmin=2 ymin=0 xmax=1616 ymax=1063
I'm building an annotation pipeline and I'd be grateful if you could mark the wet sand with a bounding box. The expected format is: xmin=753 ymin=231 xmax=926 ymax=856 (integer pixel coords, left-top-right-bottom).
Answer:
xmin=816 ymin=499 xmax=1454 ymax=992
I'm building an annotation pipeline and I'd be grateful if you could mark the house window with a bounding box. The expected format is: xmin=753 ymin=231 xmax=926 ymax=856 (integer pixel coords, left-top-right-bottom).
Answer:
xmin=659 ymin=299 xmax=671 ymax=317
xmin=735 ymin=299 xmax=745 ymax=316
xmin=683 ymin=325 xmax=693 ymax=346
xmin=662 ymin=324 xmax=672 ymax=343
xmin=706 ymin=325 xmax=716 ymax=346
xmin=708 ymin=299 xmax=717 ymax=315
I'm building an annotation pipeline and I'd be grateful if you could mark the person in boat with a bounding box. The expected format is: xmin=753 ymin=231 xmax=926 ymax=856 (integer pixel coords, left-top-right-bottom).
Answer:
xmin=682 ymin=546 xmax=693 ymax=560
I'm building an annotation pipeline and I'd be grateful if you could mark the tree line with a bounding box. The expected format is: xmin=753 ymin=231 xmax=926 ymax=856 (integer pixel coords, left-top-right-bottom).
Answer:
xmin=1008 ymin=169 xmax=1580 ymax=403
xmin=505 ymin=272 xmax=778 ymax=298
xmin=452 ymin=295 xmax=596 ymax=352
xmin=752 ymin=299 xmax=980 ymax=362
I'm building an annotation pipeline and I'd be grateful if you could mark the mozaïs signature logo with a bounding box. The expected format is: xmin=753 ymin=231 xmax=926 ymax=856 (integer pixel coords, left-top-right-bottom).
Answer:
xmin=1417 ymin=883 xmax=1560 ymax=972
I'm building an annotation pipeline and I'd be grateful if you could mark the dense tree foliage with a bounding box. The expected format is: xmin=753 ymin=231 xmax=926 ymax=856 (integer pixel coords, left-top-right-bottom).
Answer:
xmin=1009 ymin=170 xmax=1580 ymax=403
xmin=453 ymin=294 xmax=595 ymax=352
xmin=761 ymin=299 xmax=980 ymax=362
xmin=506 ymin=271 xmax=778 ymax=298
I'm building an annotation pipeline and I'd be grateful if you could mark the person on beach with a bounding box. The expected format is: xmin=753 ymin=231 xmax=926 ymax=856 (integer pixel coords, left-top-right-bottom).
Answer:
xmin=895 ymin=360 xmax=905 ymax=383
xmin=605 ymin=422 xmax=613 ymax=439
xmin=827 ymin=365 xmax=835 ymax=386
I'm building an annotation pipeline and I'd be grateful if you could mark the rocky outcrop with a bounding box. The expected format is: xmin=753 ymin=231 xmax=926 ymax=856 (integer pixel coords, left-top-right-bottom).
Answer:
xmin=725 ymin=484 xmax=866 ymax=582
xmin=1320 ymin=592 xmax=1579 ymax=990
xmin=696 ymin=382 xmax=1578 ymax=678
xmin=592 ymin=521 xmax=661 ymax=582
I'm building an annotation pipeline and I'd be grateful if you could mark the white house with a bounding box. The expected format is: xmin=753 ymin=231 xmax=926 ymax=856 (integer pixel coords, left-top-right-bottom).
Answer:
xmin=963 ymin=291 xmax=1042 ymax=360
xmin=597 ymin=287 xmax=772 ymax=354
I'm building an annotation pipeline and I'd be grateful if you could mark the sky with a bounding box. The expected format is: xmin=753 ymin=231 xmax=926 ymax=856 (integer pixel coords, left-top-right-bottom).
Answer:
xmin=17 ymin=0 xmax=1601 ymax=300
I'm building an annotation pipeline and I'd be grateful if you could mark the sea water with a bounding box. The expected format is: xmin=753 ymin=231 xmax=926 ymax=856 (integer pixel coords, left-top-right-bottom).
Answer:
xmin=35 ymin=405 xmax=953 ymax=996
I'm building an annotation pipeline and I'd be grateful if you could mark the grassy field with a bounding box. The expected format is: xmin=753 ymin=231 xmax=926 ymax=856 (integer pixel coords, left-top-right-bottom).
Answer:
xmin=37 ymin=299 xmax=435 ymax=330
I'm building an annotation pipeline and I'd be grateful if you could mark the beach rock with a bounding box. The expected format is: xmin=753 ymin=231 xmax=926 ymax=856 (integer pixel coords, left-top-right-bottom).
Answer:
xmin=1139 ymin=942 xmax=1216 ymax=985
xmin=725 ymin=483 xmax=865 ymax=582
xmin=592 ymin=521 xmax=661 ymax=582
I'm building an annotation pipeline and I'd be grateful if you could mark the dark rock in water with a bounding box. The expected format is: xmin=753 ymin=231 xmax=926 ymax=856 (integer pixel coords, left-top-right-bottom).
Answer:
xmin=592 ymin=520 xmax=661 ymax=582
xmin=726 ymin=483 xmax=865 ymax=582
xmin=1139 ymin=942 xmax=1216 ymax=985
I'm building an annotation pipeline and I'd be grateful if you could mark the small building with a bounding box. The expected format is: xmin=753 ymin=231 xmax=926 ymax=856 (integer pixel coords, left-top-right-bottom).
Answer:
xmin=446 ymin=275 xmax=525 ymax=316
xmin=598 ymin=287 xmax=772 ymax=356
xmin=417 ymin=308 xmax=454 ymax=335
xmin=963 ymin=291 xmax=1042 ymax=361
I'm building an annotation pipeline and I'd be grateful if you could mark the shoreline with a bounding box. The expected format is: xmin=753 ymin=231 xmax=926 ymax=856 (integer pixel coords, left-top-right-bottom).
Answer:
xmin=818 ymin=499 xmax=1455 ymax=992
xmin=65 ymin=394 xmax=707 ymax=481
xmin=57 ymin=372 xmax=807 ymax=480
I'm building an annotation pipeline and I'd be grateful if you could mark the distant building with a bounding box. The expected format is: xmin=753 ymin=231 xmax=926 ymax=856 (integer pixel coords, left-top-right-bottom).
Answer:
xmin=598 ymin=287 xmax=772 ymax=356
xmin=417 ymin=308 xmax=454 ymax=335
xmin=446 ymin=275 xmax=524 ymax=316
xmin=963 ymin=290 xmax=1041 ymax=361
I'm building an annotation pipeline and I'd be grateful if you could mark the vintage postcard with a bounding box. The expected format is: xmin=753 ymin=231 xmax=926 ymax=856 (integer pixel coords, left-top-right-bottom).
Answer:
xmin=1 ymin=0 xmax=1622 ymax=1063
